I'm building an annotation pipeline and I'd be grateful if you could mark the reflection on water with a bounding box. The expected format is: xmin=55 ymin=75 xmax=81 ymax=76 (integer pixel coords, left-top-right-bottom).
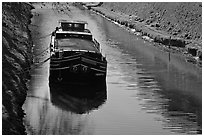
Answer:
xmin=94 ymin=16 xmax=202 ymax=134
xmin=107 ymin=44 xmax=201 ymax=134
xmin=136 ymin=69 xmax=201 ymax=134
xmin=111 ymin=40 xmax=201 ymax=134
xmin=49 ymin=82 xmax=107 ymax=114
xmin=24 ymin=82 xmax=107 ymax=135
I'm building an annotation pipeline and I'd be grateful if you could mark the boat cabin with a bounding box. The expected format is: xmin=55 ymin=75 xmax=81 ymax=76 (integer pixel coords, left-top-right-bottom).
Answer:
xmin=54 ymin=20 xmax=93 ymax=41
xmin=50 ymin=20 xmax=101 ymax=52
xmin=58 ymin=20 xmax=89 ymax=32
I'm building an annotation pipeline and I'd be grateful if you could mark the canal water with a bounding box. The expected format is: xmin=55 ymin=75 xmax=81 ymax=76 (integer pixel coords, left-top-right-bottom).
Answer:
xmin=23 ymin=3 xmax=202 ymax=135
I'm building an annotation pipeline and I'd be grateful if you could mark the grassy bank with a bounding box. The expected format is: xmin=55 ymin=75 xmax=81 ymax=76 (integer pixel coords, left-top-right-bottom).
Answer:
xmin=2 ymin=2 xmax=34 ymax=134
xmin=83 ymin=2 xmax=201 ymax=66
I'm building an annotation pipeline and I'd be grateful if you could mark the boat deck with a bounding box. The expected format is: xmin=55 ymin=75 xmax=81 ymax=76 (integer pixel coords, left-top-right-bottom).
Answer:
xmin=56 ymin=38 xmax=99 ymax=52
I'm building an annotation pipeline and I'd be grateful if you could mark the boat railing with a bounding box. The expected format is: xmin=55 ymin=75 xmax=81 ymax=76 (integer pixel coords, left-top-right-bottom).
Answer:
xmin=55 ymin=32 xmax=92 ymax=41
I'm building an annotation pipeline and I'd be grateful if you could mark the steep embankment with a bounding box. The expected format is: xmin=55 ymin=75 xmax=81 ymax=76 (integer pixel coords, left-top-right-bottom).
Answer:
xmin=2 ymin=2 xmax=34 ymax=134
xmin=101 ymin=3 xmax=202 ymax=41
xmin=89 ymin=2 xmax=202 ymax=63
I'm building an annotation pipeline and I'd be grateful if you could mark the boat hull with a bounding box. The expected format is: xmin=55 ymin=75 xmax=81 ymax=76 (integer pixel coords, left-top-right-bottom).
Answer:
xmin=49 ymin=51 xmax=107 ymax=84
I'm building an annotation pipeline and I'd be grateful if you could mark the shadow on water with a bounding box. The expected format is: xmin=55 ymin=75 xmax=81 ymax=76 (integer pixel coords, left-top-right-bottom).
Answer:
xmin=49 ymin=81 xmax=107 ymax=114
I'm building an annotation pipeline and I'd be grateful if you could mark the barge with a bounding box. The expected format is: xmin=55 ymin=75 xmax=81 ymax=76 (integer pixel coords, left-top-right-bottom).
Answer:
xmin=49 ymin=20 xmax=107 ymax=84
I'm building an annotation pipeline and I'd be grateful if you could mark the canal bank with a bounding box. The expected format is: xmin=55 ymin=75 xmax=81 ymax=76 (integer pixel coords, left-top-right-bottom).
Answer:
xmin=2 ymin=2 xmax=34 ymax=134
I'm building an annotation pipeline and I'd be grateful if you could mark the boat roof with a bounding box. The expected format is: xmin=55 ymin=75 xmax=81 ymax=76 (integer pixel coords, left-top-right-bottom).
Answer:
xmin=56 ymin=38 xmax=99 ymax=52
xmin=58 ymin=20 xmax=88 ymax=25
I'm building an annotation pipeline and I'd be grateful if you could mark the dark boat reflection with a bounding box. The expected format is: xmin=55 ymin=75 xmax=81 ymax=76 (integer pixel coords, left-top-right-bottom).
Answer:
xmin=49 ymin=81 xmax=107 ymax=114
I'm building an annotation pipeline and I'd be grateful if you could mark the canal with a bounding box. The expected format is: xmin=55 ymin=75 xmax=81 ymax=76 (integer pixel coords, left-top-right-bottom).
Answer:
xmin=23 ymin=3 xmax=202 ymax=135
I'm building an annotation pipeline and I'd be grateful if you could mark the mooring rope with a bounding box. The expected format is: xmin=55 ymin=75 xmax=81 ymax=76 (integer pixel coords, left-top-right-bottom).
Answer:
xmin=32 ymin=32 xmax=52 ymax=40
xmin=15 ymin=56 xmax=51 ymax=75
xmin=34 ymin=46 xmax=50 ymax=58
